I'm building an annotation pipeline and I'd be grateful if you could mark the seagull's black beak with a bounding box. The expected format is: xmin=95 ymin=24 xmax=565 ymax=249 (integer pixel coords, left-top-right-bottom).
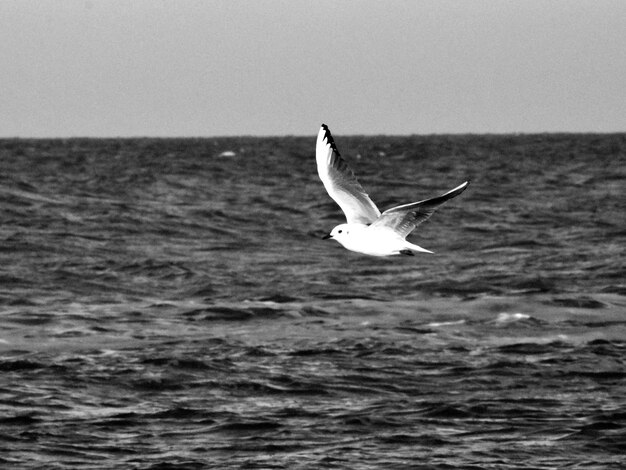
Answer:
xmin=322 ymin=233 xmax=332 ymax=240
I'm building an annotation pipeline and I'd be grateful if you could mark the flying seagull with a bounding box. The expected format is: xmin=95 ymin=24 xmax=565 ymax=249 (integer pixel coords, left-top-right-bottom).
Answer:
xmin=316 ymin=124 xmax=469 ymax=257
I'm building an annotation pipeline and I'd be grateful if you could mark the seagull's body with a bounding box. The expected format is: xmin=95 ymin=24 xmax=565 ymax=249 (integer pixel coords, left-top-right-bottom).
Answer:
xmin=316 ymin=124 xmax=469 ymax=257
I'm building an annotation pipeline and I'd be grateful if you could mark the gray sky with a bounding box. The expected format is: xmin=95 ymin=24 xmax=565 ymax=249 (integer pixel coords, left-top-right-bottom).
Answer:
xmin=1 ymin=0 xmax=625 ymax=137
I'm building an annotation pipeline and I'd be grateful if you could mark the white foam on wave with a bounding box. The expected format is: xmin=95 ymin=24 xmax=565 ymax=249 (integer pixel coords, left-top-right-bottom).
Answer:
xmin=496 ymin=312 xmax=531 ymax=324
xmin=426 ymin=320 xmax=466 ymax=328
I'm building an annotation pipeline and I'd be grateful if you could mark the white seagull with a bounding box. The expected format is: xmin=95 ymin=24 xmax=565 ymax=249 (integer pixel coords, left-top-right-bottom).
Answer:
xmin=316 ymin=124 xmax=469 ymax=257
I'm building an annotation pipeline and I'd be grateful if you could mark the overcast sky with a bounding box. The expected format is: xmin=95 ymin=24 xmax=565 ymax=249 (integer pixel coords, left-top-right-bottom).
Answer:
xmin=1 ymin=0 xmax=625 ymax=137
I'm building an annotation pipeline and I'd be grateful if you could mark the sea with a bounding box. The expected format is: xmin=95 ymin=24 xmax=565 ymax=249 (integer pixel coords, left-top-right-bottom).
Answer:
xmin=1 ymin=133 xmax=625 ymax=469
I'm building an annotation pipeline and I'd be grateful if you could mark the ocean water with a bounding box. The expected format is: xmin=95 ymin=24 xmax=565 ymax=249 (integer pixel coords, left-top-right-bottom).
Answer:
xmin=0 ymin=134 xmax=625 ymax=469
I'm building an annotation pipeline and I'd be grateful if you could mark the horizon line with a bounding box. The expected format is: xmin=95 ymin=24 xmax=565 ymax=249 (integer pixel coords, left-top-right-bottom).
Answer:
xmin=2 ymin=129 xmax=626 ymax=140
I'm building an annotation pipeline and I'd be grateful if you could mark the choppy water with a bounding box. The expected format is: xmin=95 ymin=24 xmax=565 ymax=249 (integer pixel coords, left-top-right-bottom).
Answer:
xmin=1 ymin=134 xmax=625 ymax=469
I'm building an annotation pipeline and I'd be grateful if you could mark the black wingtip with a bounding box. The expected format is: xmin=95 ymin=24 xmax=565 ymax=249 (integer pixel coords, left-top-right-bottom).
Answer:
xmin=320 ymin=123 xmax=340 ymax=155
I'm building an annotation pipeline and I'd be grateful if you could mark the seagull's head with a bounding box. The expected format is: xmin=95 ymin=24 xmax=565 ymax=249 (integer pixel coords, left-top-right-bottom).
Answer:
xmin=322 ymin=224 xmax=351 ymax=243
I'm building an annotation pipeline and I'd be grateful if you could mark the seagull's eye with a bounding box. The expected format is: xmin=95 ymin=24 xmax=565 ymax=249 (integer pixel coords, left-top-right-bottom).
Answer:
xmin=338 ymin=230 xmax=342 ymax=234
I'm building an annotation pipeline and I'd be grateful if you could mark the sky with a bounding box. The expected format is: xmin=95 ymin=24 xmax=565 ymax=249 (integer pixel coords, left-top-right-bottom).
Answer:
xmin=1 ymin=0 xmax=625 ymax=137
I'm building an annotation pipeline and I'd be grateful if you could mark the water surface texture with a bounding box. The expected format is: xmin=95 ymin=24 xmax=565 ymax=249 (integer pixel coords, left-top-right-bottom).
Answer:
xmin=1 ymin=134 xmax=625 ymax=469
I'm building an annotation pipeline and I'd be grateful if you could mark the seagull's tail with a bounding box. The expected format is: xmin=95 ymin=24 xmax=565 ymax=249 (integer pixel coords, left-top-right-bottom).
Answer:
xmin=402 ymin=242 xmax=434 ymax=255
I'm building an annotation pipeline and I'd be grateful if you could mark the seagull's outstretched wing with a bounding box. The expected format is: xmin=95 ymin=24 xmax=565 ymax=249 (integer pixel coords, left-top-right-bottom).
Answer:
xmin=370 ymin=181 xmax=469 ymax=238
xmin=316 ymin=124 xmax=381 ymax=224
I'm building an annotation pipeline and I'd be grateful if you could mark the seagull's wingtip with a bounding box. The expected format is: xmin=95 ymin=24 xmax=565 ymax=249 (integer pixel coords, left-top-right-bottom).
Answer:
xmin=318 ymin=124 xmax=340 ymax=156
xmin=454 ymin=180 xmax=470 ymax=192
xmin=318 ymin=124 xmax=329 ymax=138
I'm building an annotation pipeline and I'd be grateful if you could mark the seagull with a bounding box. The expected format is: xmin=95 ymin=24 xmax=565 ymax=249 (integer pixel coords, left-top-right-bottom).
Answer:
xmin=316 ymin=124 xmax=469 ymax=257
